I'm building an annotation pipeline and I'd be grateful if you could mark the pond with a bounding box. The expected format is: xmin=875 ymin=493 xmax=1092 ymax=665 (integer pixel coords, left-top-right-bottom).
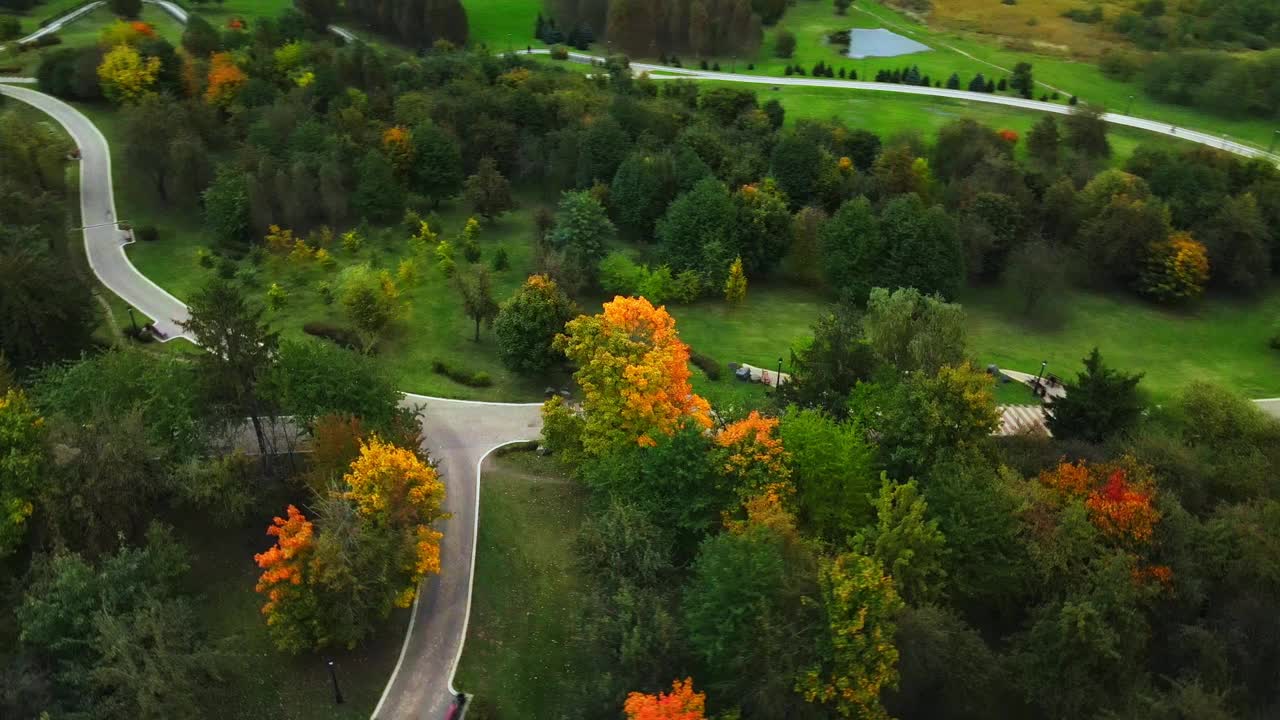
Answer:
xmin=844 ymin=28 xmax=931 ymax=59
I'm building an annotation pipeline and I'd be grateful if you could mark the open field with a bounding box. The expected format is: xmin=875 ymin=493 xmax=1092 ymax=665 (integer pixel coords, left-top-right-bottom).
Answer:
xmin=0 ymin=0 xmax=88 ymax=23
xmin=672 ymin=284 xmax=1280 ymax=404
xmin=454 ymin=450 xmax=592 ymax=719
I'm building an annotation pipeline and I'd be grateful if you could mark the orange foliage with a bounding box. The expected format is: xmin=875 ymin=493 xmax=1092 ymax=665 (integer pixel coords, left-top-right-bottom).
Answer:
xmin=624 ymin=678 xmax=706 ymax=720
xmin=343 ymin=437 xmax=448 ymax=604
xmin=307 ymin=413 xmax=366 ymax=494
xmin=1086 ymin=468 xmax=1160 ymax=544
xmin=556 ymin=296 xmax=711 ymax=454
xmin=130 ymin=21 xmax=155 ymax=36
xmin=1040 ymin=457 xmax=1162 ymax=544
xmin=205 ymin=52 xmax=247 ymax=107
xmin=228 ymin=17 xmax=245 ymax=30
xmin=381 ymin=126 xmax=415 ymax=175
xmin=998 ymin=128 xmax=1019 ymax=143
xmin=715 ymin=410 xmax=792 ymax=500
xmin=253 ymin=505 xmax=315 ymax=618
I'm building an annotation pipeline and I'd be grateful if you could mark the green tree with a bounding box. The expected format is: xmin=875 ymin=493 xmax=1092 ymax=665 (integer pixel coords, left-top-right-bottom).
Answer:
xmin=0 ymin=244 xmax=95 ymax=370
xmin=181 ymin=14 xmax=220 ymax=56
xmin=770 ymin=132 xmax=824 ymax=208
xmin=1005 ymin=237 xmax=1067 ymax=316
xmin=731 ymin=178 xmax=791 ymax=275
xmin=1200 ymin=192 xmax=1270 ymax=295
xmin=610 ymin=150 xmax=679 ymax=241
xmin=820 ymin=197 xmax=882 ymax=305
xmin=550 ymin=190 xmax=615 ymax=292
xmin=339 ymin=265 xmax=402 ymax=353
xmin=411 ymin=122 xmax=464 ymax=207
xmin=774 ymin=28 xmax=796 ymax=57
xmin=1046 ymin=348 xmax=1145 ymax=443
xmin=203 ymin=166 xmax=251 ymax=247
xmin=656 ymin=177 xmax=736 ymax=284
xmin=853 ymin=475 xmax=948 ymax=604
xmin=1063 ymin=103 xmax=1111 ymax=159
xmin=295 ymin=0 xmax=339 ymax=27
xmin=493 ymin=274 xmax=577 ymax=375
xmin=0 ymin=389 xmax=45 ymax=558
xmin=1078 ymin=196 xmax=1170 ymax=289
xmin=352 ymin=150 xmax=404 ymax=224
xmin=264 ymin=339 xmax=401 ymax=430
xmin=455 ymin=266 xmax=499 ymax=342
xmin=109 ymin=0 xmax=141 ymax=18
xmin=1027 ymin=115 xmax=1061 ymax=169
xmin=779 ymin=407 xmax=876 ymax=541
xmin=778 ymin=304 xmax=877 ymax=419
xmin=861 ymin=286 xmax=967 ymax=373
xmin=799 ymin=552 xmax=903 ymax=720
xmin=850 ymin=364 xmax=999 ymax=479
xmin=880 ymin=194 xmax=964 ymax=299
xmin=890 ymin=604 xmax=1000 ymax=719
xmin=1010 ymin=61 xmax=1034 ymax=97
xmin=181 ymin=278 xmax=279 ymax=468
xmin=683 ymin=519 xmax=821 ymax=717
xmin=462 ymin=156 xmax=513 ymax=220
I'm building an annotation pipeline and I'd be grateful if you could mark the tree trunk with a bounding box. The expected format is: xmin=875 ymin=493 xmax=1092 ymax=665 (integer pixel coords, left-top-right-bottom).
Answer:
xmin=474 ymin=316 xmax=481 ymax=342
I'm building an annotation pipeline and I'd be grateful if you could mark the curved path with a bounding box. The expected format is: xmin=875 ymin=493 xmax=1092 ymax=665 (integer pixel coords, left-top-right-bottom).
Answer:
xmin=528 ymin=49 xmax=1280 ymax=163
xmin=0 ymin=84 xmax=544 ymax=720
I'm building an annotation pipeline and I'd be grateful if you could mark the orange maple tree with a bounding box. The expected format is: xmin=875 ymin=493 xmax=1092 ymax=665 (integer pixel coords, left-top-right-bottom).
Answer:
xmin=381 ymin=126 xmax=415 ymax=175
xmin=253 ymin=505 xmax=317 ymax=650
xmin=715 ymin=410 xmax=792 ymax=500
xmin=624 ymin=677 xmax=707 ymax=720
xmin=554 ymin=296 xmax=711 ymax=455
xmin=1039 ymin=457 xmax=1162 ymax=544
xmin=205 ymin=52 xmax=247 ymax=107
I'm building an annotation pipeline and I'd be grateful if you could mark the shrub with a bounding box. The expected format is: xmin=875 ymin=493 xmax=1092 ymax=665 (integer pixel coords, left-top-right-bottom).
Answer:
xmin=774 ymin=29 xmax=796 ymax=58
xmin=599 ymin=251 xmax=645 ymax=296
xmin=690 ymin=350 xmax=722 ymax=380
xmin=431 ymin=359 xmax=493 ymax=387
xmin=0 ymin=18 xmax=21 ymax=42
xmin=491 ymin=246 xmax=509 ymax=271
xmin=303 ymin=322 xmax=362 ymax=351
xmin=317 ymin=281 xmax=335 ymax=305
xmin=550 ymin=44 xmax=569 ymax=60
xmin=136 ymin=225 xmax=159 ymax=242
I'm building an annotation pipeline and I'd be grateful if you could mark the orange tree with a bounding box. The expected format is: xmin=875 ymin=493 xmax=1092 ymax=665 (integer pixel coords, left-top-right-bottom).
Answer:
xmin=715 ymin=410 xmax=793 ymax=503
xmin=624 ymin=677 xmax=706 ymax=720
xmin=253 ymin=505 xmax=320 ymax=653
xmin=205 ymin=52 xmax=247 ymax=107
xmin=554 ymin=296 xmax=711 ymax=455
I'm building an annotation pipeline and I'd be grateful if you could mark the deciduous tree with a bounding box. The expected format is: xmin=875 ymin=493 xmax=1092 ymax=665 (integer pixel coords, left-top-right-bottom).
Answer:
xmin=853 ymin=475 xmax=948 ymax=603
xmin=554 ymin=296 xmax=711 ymax=454
xmin=0 ymin=389 xmax=45 ymax=557
xmin=455 ymin=266 xmax=499 ymax=342
xmin=463 ymin=156 xmax=513 ymax=220
xmin=624 ymin=678 xmax=706 ymax=720
xmin=97 ymin=43 xmax=161 ymax=104
xmin=493 ymin=274 xmax=577 ymax=374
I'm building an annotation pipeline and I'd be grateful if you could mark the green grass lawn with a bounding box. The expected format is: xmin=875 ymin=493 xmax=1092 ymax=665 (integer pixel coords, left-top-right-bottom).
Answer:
xmin=0 ymin=3 xmax=185 ymax=75
xmin=454 ymin=449 xmax=593 ymax=719
xmin=0 ymin=0 xmax=89 ymax=23
xmin=672 ymin=283 xmax=1280 ymax=403
xmin=182 ymin=482 xmax=406 ymax=720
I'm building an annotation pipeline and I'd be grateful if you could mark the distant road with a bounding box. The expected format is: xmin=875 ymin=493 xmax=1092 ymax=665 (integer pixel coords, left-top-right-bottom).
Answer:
xmin=527 ymin=49 xmax=1280 ymax=164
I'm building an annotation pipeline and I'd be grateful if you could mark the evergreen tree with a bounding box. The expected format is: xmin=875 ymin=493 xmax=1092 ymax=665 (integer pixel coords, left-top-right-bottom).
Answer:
xmin=1046 ymin=348 xmax=1144 ymax=443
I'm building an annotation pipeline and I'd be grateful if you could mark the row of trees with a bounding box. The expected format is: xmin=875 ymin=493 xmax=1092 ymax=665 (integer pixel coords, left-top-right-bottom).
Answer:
xmin=539 ymin=285 xmax=1280 ymax=719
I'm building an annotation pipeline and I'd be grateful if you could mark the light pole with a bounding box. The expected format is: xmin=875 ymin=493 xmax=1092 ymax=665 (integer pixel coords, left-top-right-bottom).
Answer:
xmin=326 ymin=659 xmax=344 ymax=705
xmin=126 ymin=306 xmax=139 ymax=335
xmin=1125 ymin=94 xmax=1134 ymax=115
xmin=1270 ymin=130 xmax=1279 ymax=154
xmin=776 ymin=357 xmax=783 ymax=389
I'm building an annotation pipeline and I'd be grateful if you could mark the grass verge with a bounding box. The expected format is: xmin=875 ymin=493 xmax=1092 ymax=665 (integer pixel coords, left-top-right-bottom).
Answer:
xmin=453 ymin=450 xmax=592 ymax=719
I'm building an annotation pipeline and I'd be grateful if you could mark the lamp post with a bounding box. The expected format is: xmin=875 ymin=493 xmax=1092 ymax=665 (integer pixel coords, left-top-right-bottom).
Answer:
xmin=326 ymin=659 xmax=344 ymax=705
xmin=1125 ymin=94 xmax=1134 ymax=115
xmin=126 ymin=306 xmax=139 ymax=334
xmin=776 ymin=357 xmax=783 ymax=389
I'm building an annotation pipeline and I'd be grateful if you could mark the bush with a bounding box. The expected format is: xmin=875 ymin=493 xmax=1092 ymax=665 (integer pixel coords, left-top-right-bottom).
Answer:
xmin=550 ymin=44 xmax=569 ymax=60
xmin=136 ymin=225 xmax=159 ymax=242
xmin=431 ymin=359 xmax=493 ymax=387
xmin=303 ymin=322 xmax=362 ymax=351
xmin=0 ymin=17 xmax=20 ymax=41
xmin=774 ymin=29 xmax=796 ymax=58
xmin=690 ymin=351 xmax=722 ymax=380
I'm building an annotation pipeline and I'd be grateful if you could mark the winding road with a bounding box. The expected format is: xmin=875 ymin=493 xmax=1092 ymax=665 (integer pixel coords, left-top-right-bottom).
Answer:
xmin=0 ymin=82 xmax=544 ymax=720
xmin=3 ymin=3 xmax=1280 ymax=717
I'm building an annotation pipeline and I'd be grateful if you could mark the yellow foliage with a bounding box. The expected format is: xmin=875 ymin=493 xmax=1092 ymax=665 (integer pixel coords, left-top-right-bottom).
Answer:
xmin=97 ymin=44 xmax=161 ymax=104
xmin=555 ymin=296 xmax=711 ymax=455
xmin=1140 ymin=231 xmax=1210 ymax=303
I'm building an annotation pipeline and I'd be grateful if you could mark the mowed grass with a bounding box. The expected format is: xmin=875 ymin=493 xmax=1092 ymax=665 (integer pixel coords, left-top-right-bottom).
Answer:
xmin=454 ymin=450 xmax=593 ymax=719
xmin=463 ymin=0 xmax=542 ymax=51
xmin=182 ymin=482 xmax=406 ymax=720
xmin=0 ymin=0 xmax=88 ymax=23
xmin=672 ymin=284 xmax=1280 ymax=403
xmin=0 ymin=3 xmax=185 ymax=75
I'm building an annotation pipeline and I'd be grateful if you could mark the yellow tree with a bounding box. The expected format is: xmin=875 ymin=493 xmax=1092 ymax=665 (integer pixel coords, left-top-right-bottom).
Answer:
xmin=0 ymin=389 xmax=45 ymax=557
xmin=97 ymin=44 xmax=161 ymax=104
xmin=1139 ymin=231 xmax=1210 ymax=303
xmin=554 ymin=296 xmax=711 ymax=454
xmin=724 ymin=256 xmax=747 ymax=306
xmin=798 ymin=552 xmax=903 ymax=719
xmin=342 ymin=437 xmax=448 ymax=607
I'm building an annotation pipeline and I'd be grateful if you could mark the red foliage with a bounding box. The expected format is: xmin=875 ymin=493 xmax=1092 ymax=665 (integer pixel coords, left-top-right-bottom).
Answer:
xmin=130 ymin=21 xmax=155 ymax=37
xmin=624 ymin=678 xmax=706 ymax=720
xmin=998 ymin=128 xmax=1019 ymax=143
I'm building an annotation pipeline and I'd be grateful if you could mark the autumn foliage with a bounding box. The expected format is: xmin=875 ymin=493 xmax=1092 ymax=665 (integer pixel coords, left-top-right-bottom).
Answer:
xmin=205 ymin=53 xmax=247 ymax=107
xmin=1040 ymin=457 xmax=1162 ymax=544
xmin=716 ymin=410 xmax=793 ymax=502
xmin=253 ymin=505 xmax=318 ymax=648
xmin=1139 ymin=231 xmax=1210 ymax=303
xmin=343 ymin=437 xmax=447 ymax=605
xmin=382 ymin=126 xmax=415 ymax=175
xmin=555 ymin=296 xmax=711 ymax=454
xmin=97 ymin=44 xmax=161 ymax=104
xmin=624 ymin=677 xmax=707 ymax=720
